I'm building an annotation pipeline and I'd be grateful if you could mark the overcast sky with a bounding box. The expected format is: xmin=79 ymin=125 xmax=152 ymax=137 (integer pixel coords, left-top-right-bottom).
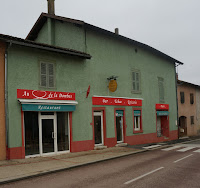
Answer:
xmin=0 ymin=0 xmax=199 ymax=84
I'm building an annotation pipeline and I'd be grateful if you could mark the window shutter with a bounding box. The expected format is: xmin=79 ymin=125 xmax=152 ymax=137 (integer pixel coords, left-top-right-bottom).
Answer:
xmin=48 ymin=63 xmax=54 ymax=88
xmin=132 ymin=71 xmax=140 ymax=92
xmin=132 ymin=72 xmax=136 ymax=91
xmin=136 ymin=72 xmax=139 ymax=91
xmin=40 ymin=62 xmax=47 ymax=87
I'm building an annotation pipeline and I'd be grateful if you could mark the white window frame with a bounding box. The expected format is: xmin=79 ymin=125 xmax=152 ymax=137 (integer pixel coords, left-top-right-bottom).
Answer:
xmin=134 ymin=116 xmax=141 ymax=131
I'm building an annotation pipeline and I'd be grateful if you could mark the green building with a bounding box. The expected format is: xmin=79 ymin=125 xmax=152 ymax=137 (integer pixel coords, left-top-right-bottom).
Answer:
xmin=0 ymin=10 xmax=183 ymax=159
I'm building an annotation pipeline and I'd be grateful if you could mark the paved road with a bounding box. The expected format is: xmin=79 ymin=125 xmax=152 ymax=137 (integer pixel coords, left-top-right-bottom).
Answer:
xmin=1 ymin=142 xmax=200 ymax=188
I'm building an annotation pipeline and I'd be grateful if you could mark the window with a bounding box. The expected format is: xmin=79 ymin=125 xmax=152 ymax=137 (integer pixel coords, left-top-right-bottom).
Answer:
xmin=190 ymin=93 xmax=194 ymax=104
xmin=132 ymin=70 xmax=141 ymax=93
xmin=158 ymin=77 xmax=164 ymax=103
xmin=133 ymin=109 xmax=143 ymax=133
xmin=40 ymin=62 xmax=55 ymax=88
xmin=180 ymin=92 xmax=185 ymax=104
xmin=190 ymin=116 xmax=194 ymax=125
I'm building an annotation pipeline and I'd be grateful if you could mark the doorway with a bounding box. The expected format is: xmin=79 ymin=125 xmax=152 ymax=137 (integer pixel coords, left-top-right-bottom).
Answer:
xmin=157 ymin=115 xmax=169 ymax=138
xmin=116 ymin=110 xmax=124 ymax=143
xmin=94 ymin=111 xmax=103 ymax=145
xmin=39 ymin=113 xmax=57 ymax=155
xmin=179 ymin=116 xmax=187 ymax=137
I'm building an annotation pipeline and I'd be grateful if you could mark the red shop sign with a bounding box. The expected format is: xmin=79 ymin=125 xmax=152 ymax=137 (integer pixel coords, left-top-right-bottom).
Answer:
xmin=92 ymin=96 xmax=142 ymax=106
xmin=156 ymin=104 xmax=169 ymax=110
xmin=17 ymin=89 xmax=75 ymax=100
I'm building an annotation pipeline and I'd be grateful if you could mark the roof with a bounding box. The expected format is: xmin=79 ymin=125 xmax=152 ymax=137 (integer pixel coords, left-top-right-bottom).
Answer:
xmin=0 ymin=33 xmax=91 ymax=59
xmin=26 ymin=13 xmax=183 ymax=65
xmin=177 ymin=80 xmax=200 ymax=88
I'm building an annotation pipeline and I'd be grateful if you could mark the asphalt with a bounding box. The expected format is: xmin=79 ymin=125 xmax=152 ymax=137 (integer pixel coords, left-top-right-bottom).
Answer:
xmin=0 ymin=136 xmax=199 ymax=185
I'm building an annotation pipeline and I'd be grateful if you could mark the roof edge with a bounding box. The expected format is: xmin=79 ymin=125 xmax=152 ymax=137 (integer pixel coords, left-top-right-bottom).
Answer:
xmin=26 ymin=13 xmax=183 ymax=65
xmin=0 ymin=33 xmax=91 ymax=59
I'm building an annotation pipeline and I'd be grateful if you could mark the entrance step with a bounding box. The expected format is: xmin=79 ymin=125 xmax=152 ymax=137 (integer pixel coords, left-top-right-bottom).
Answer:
xmin=179 ymin=136 xmax=189 ymax=139
xmin=115 ymin=143 xmax=128 ymax=147
xmin=94 ymin=145 xmax=107 ymax=150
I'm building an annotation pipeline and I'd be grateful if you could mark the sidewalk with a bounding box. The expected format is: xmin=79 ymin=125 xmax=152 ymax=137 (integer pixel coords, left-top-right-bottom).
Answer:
xmin=0 ymin=136 xmax=199 ymax=185
xmin=0 ymin=146 xmax=145 ymax=185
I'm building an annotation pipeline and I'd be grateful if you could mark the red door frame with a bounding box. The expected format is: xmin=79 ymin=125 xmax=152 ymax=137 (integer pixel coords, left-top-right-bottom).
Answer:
xmin=114 ymin=108 xmax=126 ymax=143
xmin=92 ymin=107 xmax=106 ymax=146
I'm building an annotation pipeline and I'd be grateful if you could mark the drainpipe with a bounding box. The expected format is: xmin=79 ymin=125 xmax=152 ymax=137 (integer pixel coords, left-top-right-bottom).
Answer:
xmin=5 ymin=47 xmax=8 ymax=158
xmin=5 ymin=42 xmax=11 ymax=159
xmin=175 ymin=63 xmax=179 ymax=139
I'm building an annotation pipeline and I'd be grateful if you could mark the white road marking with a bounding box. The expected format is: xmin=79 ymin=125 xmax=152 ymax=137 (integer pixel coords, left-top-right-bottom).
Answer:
xmin=143 ymin=145 xmax=161 ymax=149
xmin=161 ymin=145 xmax=182 ymax=151
xmin=193 ymin=149 xmax=200 ymax=153
xmin=177 ymin=147 xmax=195 ymax=152
xmin=173 ymin=154 xmax=193 ymax=163
xmin=124 ymin=167 xmax=164 ymax=185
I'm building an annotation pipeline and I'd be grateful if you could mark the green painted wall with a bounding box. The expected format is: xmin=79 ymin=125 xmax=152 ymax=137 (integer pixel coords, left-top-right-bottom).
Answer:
xmin=7 ymin=20 xmax=177 ymax=148
xmin=7 ymin=45 xmax=92 ymax=148
xmin=86 ymin=30 xmax=177 ymax=138
xmin=35 ymin=19 xmax=86 ymax=52
xmin=35 ymin=22 xmax=48 ymax=44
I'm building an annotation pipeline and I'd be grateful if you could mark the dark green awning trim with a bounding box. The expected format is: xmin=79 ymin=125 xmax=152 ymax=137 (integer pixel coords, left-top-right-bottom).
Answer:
xmin=157 ymin=111 xmax=169 ymax=116
xmin=134 ymin=110 xmax=141 ymax=116
xmin=22 ymin=104 xmax=76 ymax=112
xmin=116 ymin=110 xmax=124 ymax=117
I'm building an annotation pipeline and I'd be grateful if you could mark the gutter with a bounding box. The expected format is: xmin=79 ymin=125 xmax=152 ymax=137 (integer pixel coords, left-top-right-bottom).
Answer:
xmin=175 ymin=63 xmax=179 ymax=139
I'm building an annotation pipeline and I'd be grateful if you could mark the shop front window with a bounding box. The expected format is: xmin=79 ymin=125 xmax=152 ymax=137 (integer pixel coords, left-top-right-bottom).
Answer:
xmin=24 ymin=111 xmax=39 ymax=156
xmin=133 ymin=110 xmax=142 ymax=133
xmin=57 ymin=112 xmax=69 ymax=151
xmin=134 ymin=116 xmax=140 ymax=131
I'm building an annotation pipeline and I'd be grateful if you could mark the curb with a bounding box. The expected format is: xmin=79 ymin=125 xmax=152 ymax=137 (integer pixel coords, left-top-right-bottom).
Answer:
xmin=0 ymin=149 xmax=148 ymax=185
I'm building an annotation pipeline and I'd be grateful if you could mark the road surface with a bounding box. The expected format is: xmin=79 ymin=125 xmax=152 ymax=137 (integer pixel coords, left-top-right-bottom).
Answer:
xmin=1 ymin=141 xmax=200 ymax=188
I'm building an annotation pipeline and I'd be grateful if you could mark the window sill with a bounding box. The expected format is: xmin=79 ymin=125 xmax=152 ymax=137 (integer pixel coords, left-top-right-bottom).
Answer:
xmin=39 ymin=86 xmax=57 ymax=90
xmin=131 ymin=90 xmax=142 ymax=94
xmin=133 ymin=130 xmax=143 ymax=134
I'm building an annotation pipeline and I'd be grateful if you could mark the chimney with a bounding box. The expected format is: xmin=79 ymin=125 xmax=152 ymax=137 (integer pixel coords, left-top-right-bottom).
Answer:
xmin=47 ymin=0 xmax=55 ymax=15
xmin=176 ymin=73 xmax=179 ymax=81
xmin=115 ymin=28 xmax=119 ymax=35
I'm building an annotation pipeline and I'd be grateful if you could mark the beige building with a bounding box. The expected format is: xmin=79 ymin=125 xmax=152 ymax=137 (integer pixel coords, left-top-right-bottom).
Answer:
xmin=177 ymin=80 xmax=200 ymax=137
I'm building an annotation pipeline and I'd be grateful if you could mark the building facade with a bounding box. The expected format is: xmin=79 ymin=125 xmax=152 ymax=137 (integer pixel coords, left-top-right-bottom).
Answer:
xmin=0 ymin=12 xmax=182 ymax=159
xmin=177 ymin=80 xmax=200 ymax=137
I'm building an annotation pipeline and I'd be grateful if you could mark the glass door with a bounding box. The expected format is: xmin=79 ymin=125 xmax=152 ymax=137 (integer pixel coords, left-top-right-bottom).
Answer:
xmin=42 ymin=119 xmax=54 ymax=153
xmin=39 ymin=113 xmax=57 ymax=155
xmin=94 ymin=112 xmax=103 ymax=145
xmin=116 ymin=110 xmax=124 ymax=143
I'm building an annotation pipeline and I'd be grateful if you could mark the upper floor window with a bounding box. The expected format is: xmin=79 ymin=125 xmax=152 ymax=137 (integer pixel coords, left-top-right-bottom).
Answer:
xmin=40 ymin=62 xmax=55 ymax=88
xmin=191 ymin=116 xmax=194 ymax=125
xmin=180 ymin=92 xmax=184 ymax=104
xmin=132 ymin=70 xmax=141 ymax=93
xmin=158 ymin=77 xmax=164 ymax=103
xmin=190 ymin=93 xmax=194 ymax=104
